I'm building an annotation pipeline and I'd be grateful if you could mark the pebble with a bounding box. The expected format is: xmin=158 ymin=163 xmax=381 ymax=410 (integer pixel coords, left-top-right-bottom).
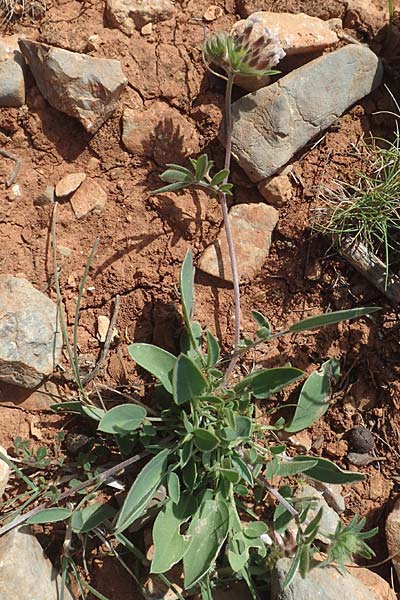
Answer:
xmin=203 ymin=5 xmax=223 ymax=21
xmin=199 ymin=203 xmax=279 ymax=283
xmin=347 ymin=452 xmax=385 ymax=467
xmin=230 ymin=44 xmax=383 ymax=181
xmin=0 ymin=445 xmax=10 ymax=498
xmin=385 ymin=495 xmax=400 ymax=582
xmin=272 ymin=557 xmax=396 ymax=600
xmin=141 ymin=22 xmax=153 ymax=35
xmin=0 ymin=275 xmax=62 ymax=388
xmin=19 ymin=40 xmax=127 ymax=133
xmin=258 ymin=167 xmax=293 ymax=207
xmin=55 ymin=172 xmax=86 ymax=198
xmin=347 ymin=425 xmax=375 ymax=453
xmin=308 ymin=480 xmax=345 ymax=514
xmin=106 ymin=0 xmax=176 ymax=34
xmin=0 ymin=527 xmax=74 ymax=600
xmin=0 ymin=35 xmax=26 ymax=107
xmin=69 ymin=177 xmax=107 ymax=219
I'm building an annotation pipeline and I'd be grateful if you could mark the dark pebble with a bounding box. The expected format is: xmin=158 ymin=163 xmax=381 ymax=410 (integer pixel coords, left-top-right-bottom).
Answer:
xmin=347 ymin=426 xmax=374 ymax=453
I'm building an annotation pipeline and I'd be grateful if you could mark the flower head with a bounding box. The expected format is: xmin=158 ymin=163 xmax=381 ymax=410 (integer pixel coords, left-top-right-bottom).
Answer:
xmin=203 ymin=16 xmax=285 ymax=78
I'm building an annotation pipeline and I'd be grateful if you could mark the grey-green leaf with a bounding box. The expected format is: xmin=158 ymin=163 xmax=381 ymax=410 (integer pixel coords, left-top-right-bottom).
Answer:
xmin=237 ymin=367 xmax=304 ymax=399
xmin=27 ymin=508 xmax=72 ymax=524
xmin=160 ymin=168 xmax=193 ymax=184
xmin=183 ymin=499 xmax=230 ymax=588
xmin=167 ymin=472 xmax=181 ymax=504
xmin=98 ymin=404 xmax=147 ymax=434
xmin=290 ymin=307 xmax=380 ymax=333
xmin=194 ymin=154 xmax=208 ymax=182
xmin=151 ymin=499 xmax=191 ymax=573
xmin=292 ymin=455 xmax=365 ymax=483
xmin=180 ymin=250 xmax=194 ymax=328
xmin=285 ymin=358 xmax=340 ymax=433
xmin=71 ymin=503 xmax=116 ymax=533
xmin=173 ymin=354 xmax=208 ymax=405
xmin=193 ymin=428 xmax=219 ymax=452
xmin=211 ymin=169 xmax=229 ymax=187
xmin=206 ymin=330 xmax=220 ymax=367
xmin=128 ymin=343 xmax=177 ymax=394
xmin=115 ymin=449 xmax=169 ymax=533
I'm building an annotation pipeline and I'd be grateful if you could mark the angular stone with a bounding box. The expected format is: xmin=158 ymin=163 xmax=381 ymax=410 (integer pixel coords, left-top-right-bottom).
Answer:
xmin=122 ymin=102 xmax=199 ymax=165
xmin=19 ymin=40 xmax=127 ymax=133
xmin=0 ymin=276 xmax=62 ymax=388
xmin=295 ymin=484 xmax=340 ymax=544
xmin=386 ymin=495 xmax=400 ymax=581
xmin=106 ymin=0 xmax=176 ymax=34
xmin=258 ymin=169 xmax=292 ymax=207
xmin=0 ymin=35 xmax=26 ymax=107
xmin=70 ymin=177 xmax=107 ymax=219
xmin=308 ymin=480 xmax=345 ymax=514
xmin=232 ymin=12 xmax=339 ymax=57
xmin=199 ymin=203 xmax=278 ymax=283
xmin=272 ymin=557 xmax=395 ymax=600
xmin=0 ymin=527 xmax=74 ymax=600
xmin=230 ymin=44 xmax=383 ymax=182
xmin=55 ymin=172 xmax=86 ymax=198
xmin=0 ymin=445 xmax=10 ymax=498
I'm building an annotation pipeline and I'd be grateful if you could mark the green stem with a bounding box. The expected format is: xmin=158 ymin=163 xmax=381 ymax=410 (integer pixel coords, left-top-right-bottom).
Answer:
xmin=222 ymin=72 xmax=241 ymax=383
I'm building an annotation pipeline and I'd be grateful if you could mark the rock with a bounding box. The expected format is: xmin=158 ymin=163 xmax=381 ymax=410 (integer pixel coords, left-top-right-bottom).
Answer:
xmin=199 ymin=203 xmax=278 ymax=283
xmin=55 ymin=172 xmax=86 ymax=198
xmin=141 ymin=22 xmax=153 ymax=35
xmin=232 ymin=12 xmax=339 ymax=56
xmin=0 ymin=445 xmax=10 ymax=498
xmin=97 ymin=315 xmax=110 ymax=343
xmin=106 ymin=0 xmax=176 ymax=34
xmin=69 ymin=177 xmax=107 ymax=219
xmin=0 ymin=276 xmax=62 ymax=388
xmin=348 ymin=565 xmax=397 ymax=600
xmin=19 ymin=40 xmax=127 ymax=133
xmin=295 ymin=484 xmax=340 ymax=544
xmin=258 ymin=168 xmax=293 ymax=206
xmin=271 ymin=557 xmax=395 ymax=600
xmin=229 ymin=44 xmax=383 ymax=182
xmin=0 ymin=35 xmax=26 ymax=107
xmin=203 ymin=5 xmax=223 ymax=21
xmin=0 ymin=527 xmax=74 ymax=600
xmin=347 ymin=425 xmax=375 ymax=453
xmin=308 ymin=480 xmax=345 ymax=514
xmin=34 ymin=185 xmax=54 ymax=206
xmin=386 ymin=496 xmax=400 ymax=582
xmin=122 ymin=102 xmax=199 ymax=165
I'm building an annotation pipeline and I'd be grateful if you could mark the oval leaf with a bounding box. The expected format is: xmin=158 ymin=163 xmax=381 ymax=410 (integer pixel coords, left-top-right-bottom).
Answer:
xmin=285 ymin=359 xmax=340 ymax=433
xmin=292 ymin=455 xmax=365 ymax=483
xmin=128 ymin=343 xmax=176 ymax=394
xmin=206 ymin=330 xmax=220 ymax=367
xmin=193 ymin=428 xmax=219 ymax=452
xmin=180 ymin=250 xmax=194 ymax=328
xmin=98 ymin=404 xmax=147 ymax=434
xmin=290 ymin=307 xmax=381 ymax=333
xmin=115 ymin=449 xmax=169 ymax=533
xmin=151 ymin=499 xmax=191 ymax=574
xmin=27 ymin=508 xmax=72 ymax=524
xmin=173 ymin=354 xmax=207 ymax=405
xmin=71 ymin=503 xmax=116 ymax=533
xmin=237 ymin=367 xmax=304 ymax=399
xmin=167 ymin=472 xmax=181 ymax=504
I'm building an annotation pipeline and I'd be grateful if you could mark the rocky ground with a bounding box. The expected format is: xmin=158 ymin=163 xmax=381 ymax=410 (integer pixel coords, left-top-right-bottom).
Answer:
xmin=0 ymin=0 xmax=400 ymax=598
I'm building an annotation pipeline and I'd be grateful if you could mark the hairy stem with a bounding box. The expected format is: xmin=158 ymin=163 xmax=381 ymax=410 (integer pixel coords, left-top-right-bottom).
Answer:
xmin=222 ymin=72 xmax=241 ymax=382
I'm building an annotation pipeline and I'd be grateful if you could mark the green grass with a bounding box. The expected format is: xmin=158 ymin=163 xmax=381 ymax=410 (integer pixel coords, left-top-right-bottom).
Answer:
xmin=314 ymin=133 xmax=400 ymax=287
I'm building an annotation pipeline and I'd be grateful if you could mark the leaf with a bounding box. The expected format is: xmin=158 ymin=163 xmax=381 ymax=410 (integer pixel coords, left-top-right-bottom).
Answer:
xmin=180 ymin=250 xmax=194 ymax=328
xmin=150 ymin=181 xmax=188 ymax=195
xmin=160 ymin=168 xmax=193 ymax=184
xmin=276 ymin=459 xmax=318 ymax=477
xmin=228 ymin=549 xmax=248 ymax=572
xmin=71 ymin=503 xmax=116 ymax=533
xmin=243 ymin=521 xmax=267 ymax=538
xmin=151 ymin=499 xmax=191 ymax=573
xmin=274 ymin=488 xmax=293 ymax=534
xmin=128 ymin=343 xmax=176 ymax=394
xmin=237 ymin=367 xmax=304 ymax=399
xmin=183 ymin=499 xmax=230 ymax=588
xmin=285 ymin=359 xmax=340 ymax=433
xmin=51 ymin=401 xmax=105 ymax=421
xmin=115 ymin=449 xmax=169 ymax=533
xmin=251 ymin=310 xmax=271 ymax=339
xmin=167 ymin=472 xmax=181 ymax=504
xmin=234 ymin=416 xmax=252 ymax=439
xmin=173 ymin=354 xmax=208 ymax=405
xmin=218 ymin=183 xmax=233 ymax=195
xmin=292 ymin=456 xmax=365 ymax=483
xmin=284 ymin=547 xmax=301 ymax=588
xmin=98 ymin=404 xmax=147 ymax=434
xmin=290 ymin=307 xmax=381 ymax=333
xmin=206 ymin=330 xmax=220 ymax=367
xmin=27 ymin=508 xmax=72 ymax=524
xmin=82 ymin=406 xmax=106 ymax=421
xmin=230 ymin=453 xmax=253 ymax=486
xmin=193 ymin=428 xmax=219 ymax=452
xmin=194 ymin=154 xmax=209 ymax=182
xmin=211 ymin=169 xmax=229 ymax=187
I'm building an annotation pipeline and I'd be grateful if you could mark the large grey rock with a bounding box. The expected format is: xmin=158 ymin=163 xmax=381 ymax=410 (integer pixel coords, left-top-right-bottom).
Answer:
xmin=0 ymin=527 xmax=74 ymax=600
xmin=230 ymin=44 xmax=383 ymax=182
xmin=295 ymin=484 xmax=339 ymax=544
xmin=0 ymin=35 xmax=26 ymax=107
xmin=0 ymin=275 xmax=62 ymax=388
xmin=19 ymin=40 xmax=127 ymax=133
xmin=106 ymin=0 xmax=176 ymax=34
xmin=271 ymin=557 xmax=395 ymax=600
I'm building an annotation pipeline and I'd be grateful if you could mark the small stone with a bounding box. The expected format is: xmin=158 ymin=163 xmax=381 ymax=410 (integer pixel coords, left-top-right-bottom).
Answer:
xmin=0 ymin=527 xmax=74 ymax=600
xmin=34 ymin=185 xmax=54 ymax=206
xmin=272 ymin=557 xmax=395 ymax=600
xmin=0 ymin=35 xmax=26 ymax=107
xmin=348 ymin=426 xmax=375 ymax=453
xmin=55 ymin=172 xmax=86 ymax=198
xmin=106 ymin=0 xmax=176 ymax=34
xmin=295 ymin=484 xmax=340 ymax=544
xmin=347 ymin=452 xmax=384 ymax=467
xmin=203 ymin=5 xmax=223 ymax=21
xmin=0 ymin=445 xmax=10 ymax=498
xmin=386 ymin=495 xmax=400 ymax=582
xmin=141 ymin=22 xmax=153 ymax=35
xmin=57 ymin=245 xmax=72 ymax=258
xmin=309 ymin=480 xmax=345 ymax=514
xmin=97 ymin=315 xmax=111 ymax=343
xmin=122 ymin=102 xmax=200 ymax=165
xmin=258 ymin=169 xmax=292 ymax=207
xmin=199 ymin=203 xmax=278 ymax=283
xmin=86 ymin=157 xmax=100 ymax=173
xmin=19 ymin=40 xmax=127 ymax=133
xmin=288 ymin=431 xmax=312 ymax=452
xmin=0 ymin=275 xmax=62 ymax=388
xmin=70 ymin=178 xmax=107 ymax=219
xmin=229 ymin=45 xmax=383 ymax=181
